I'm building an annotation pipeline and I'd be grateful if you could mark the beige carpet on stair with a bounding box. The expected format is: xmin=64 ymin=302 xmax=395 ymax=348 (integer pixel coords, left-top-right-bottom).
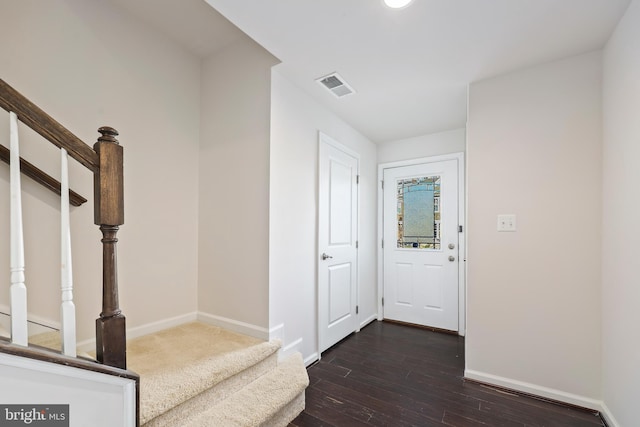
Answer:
xmin=25 ymin=330 xmax=92 ymax=358
xmin=129 ymin=322 xmax=282 ymax=424
xmin=128 ymin=322 xmax=264 ymax=376
xmin=183 ymin=352 xmax=309 ymax=427
xmin=15 ymin=321 xmax=308 ymax=425
xmin=27 ymin=330 xmax=62 ymax=350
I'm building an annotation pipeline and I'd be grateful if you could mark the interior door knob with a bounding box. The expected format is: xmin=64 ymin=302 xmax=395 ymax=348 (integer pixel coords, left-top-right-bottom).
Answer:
xmin=322 ymin=253 xmax=333 ymax=260
xmin=448 ymin=256 xmax=455 ymax=262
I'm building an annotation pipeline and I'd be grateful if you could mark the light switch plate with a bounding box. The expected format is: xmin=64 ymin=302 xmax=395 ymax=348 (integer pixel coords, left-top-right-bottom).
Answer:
xmin=497 ymin=214 xmax=516 ymax=232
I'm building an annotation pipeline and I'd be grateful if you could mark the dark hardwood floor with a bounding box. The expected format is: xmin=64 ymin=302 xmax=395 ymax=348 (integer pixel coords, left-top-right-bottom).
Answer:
xmin=290 ymin=321 xmax=604 ymax=427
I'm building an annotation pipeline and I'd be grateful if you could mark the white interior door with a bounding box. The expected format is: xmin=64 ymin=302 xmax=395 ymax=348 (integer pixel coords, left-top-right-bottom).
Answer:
xmin=318 ymin=133 xmax=358 ymax=353
xmin=383 ymin=159 xmax=459 ymax=331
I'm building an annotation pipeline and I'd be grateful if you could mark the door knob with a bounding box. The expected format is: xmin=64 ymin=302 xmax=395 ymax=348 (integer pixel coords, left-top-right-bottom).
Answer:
xmin=448 ymin=256 xmax=455 ymax=262
xmin=448 ymin=243 xmax=455 ymax=250
xmin=322 ymin=253 xmax=333 ymax=260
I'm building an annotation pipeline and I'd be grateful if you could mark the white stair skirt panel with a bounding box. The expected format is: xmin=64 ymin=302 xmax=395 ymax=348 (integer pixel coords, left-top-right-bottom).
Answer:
xmin=0 ymin=353 xmax=136 ymax=427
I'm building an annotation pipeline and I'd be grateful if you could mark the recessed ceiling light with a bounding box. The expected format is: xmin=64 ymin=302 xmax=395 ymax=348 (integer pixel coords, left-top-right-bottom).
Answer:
xmin=383 ymin=0 xmax=413 ymax=9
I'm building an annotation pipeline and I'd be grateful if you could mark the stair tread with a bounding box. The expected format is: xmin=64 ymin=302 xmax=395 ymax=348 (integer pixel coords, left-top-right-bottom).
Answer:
xmin=184 ymin=353 xmax=309 ymax=427
xmin=131 ymin=322 xmax=280 ymax=424
xmin=128 ymin=322 xmax=267 ymax=377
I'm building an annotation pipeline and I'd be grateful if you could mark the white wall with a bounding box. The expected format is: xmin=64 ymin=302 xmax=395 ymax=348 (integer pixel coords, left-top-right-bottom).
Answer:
xmin=377 ymin=128 xmax=466 ymax=164
xmin=602 ymin=1 xmax=640 ymax=425
xmin=0 ymin=0 xmax=201 ymax=341
xmin=269 ymin=68 xmax=378 ymax=364
xmin=466 ymin=51 xmax=603 ymax=407
xmin=198 ymin=36 xmax=279 ymax=335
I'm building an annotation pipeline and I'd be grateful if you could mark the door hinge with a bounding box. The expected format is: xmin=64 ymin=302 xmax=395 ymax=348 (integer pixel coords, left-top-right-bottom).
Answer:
xmin=381 ymin=180 xmax=384 ymax=189
xmin=356 ymin=305 xmax=359 ymax=314
xmin=382 ymin=297 xmax=384 ymax=306
xmin=381 ymin=239 xmax=384 ymax=248
xmin=357 ymin=175 xmax=360 ymax=184
xmin=355 ymin=240 xmax=359 ymax=249
xmin=459 ymin=225 xmax=463 ymax=233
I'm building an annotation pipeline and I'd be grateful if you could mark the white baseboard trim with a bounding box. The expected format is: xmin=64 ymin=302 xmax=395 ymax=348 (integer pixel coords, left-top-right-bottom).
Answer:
xmin=269 ymin=323 xmax=285 ymax=342
xmin=197 ymin=312 xmax=269 ymax=341
xmin=360 ymin=314 xmax=378 ymax=330
xmin=127 ymin=312 xmax=198 ymax=340
xmin=77 ymin=312 xmax=198 ymax=353
xmin=304 ymin=352 xmax=319 ymax=367
xmin=464 ymin=369 xmax=602 ymax=411
xmin=269 ymin=323 xmax=303 ymax=362
xmin=280 ymin=337 xmax=303 ymax=361
xmin=78 ymin=312 xmax=269 ymax=352
xmin=0 ymin=303 xmax=60 ymax=331
xmin=599 ymin=402 xmax=620 ymax=427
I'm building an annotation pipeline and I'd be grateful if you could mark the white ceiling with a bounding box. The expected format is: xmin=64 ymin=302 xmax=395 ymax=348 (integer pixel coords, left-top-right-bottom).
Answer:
xmin=111 ymin=0 xmax=631 ymax=144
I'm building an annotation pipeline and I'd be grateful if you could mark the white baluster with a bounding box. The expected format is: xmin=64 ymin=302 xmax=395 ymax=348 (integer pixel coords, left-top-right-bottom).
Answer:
xmin=60 ymin=148 xmax=77 ymax=357
xmin=9 ymin=111 xmax=28 ymax=346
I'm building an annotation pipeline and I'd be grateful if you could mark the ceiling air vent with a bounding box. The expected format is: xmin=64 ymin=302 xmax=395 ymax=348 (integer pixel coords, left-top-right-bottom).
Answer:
xmin=316 ymin=72 xmax=355 ymax=98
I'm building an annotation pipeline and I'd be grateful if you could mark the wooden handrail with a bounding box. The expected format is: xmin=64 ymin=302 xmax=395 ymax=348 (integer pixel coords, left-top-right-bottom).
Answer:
xmin=0 ymin=145 xmax=88 ymax=206
xmin=0 ymin=336 xmax=139 ymax=384
xmin=1 ymin=79 xmax=128 ymax=371
xmin=0 ymin=79 xmax=99 ymax=171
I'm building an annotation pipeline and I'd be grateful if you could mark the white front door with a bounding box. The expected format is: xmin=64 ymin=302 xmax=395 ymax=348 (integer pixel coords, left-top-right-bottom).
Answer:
xmin=318 ymin=133 xmax=358 ymax=353
xmin=383 ymin=159 xmax=459 ymax=331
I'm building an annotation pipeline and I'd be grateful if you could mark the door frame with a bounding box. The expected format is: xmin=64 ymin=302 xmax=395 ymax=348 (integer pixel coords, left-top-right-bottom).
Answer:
xmin=377 ymin=152 xmax=466 ymax=335
xmin=317 ymin=132 xmax=360 ymax=356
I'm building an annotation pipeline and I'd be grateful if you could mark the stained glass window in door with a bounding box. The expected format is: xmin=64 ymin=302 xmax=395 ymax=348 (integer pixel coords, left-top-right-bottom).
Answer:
xmin=396 ymin=176 xmax=441 ymax=249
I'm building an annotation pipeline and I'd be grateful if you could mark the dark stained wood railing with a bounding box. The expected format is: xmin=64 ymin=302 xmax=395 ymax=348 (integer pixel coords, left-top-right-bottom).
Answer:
xmin=0 ymin=145 xmax=87 ymax=206
xmin=0 ymin=80 xmax=98 ymax=171
xmin=93 ymin=127 xmax=126 ymax=369
xmin=0 ymin=78 xmax=129 ymax=371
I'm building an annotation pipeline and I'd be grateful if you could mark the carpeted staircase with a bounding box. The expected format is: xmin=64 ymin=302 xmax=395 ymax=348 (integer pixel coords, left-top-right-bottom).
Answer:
xmin=129 ymin=322 xmax=309 ymax=427
xmin=24 ymin=321 xmax=309 ymax=426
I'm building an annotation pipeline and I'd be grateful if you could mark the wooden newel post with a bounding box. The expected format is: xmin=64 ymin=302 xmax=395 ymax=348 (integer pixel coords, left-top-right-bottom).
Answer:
xmin=93 ymin=126 xmax=126 ymax=369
